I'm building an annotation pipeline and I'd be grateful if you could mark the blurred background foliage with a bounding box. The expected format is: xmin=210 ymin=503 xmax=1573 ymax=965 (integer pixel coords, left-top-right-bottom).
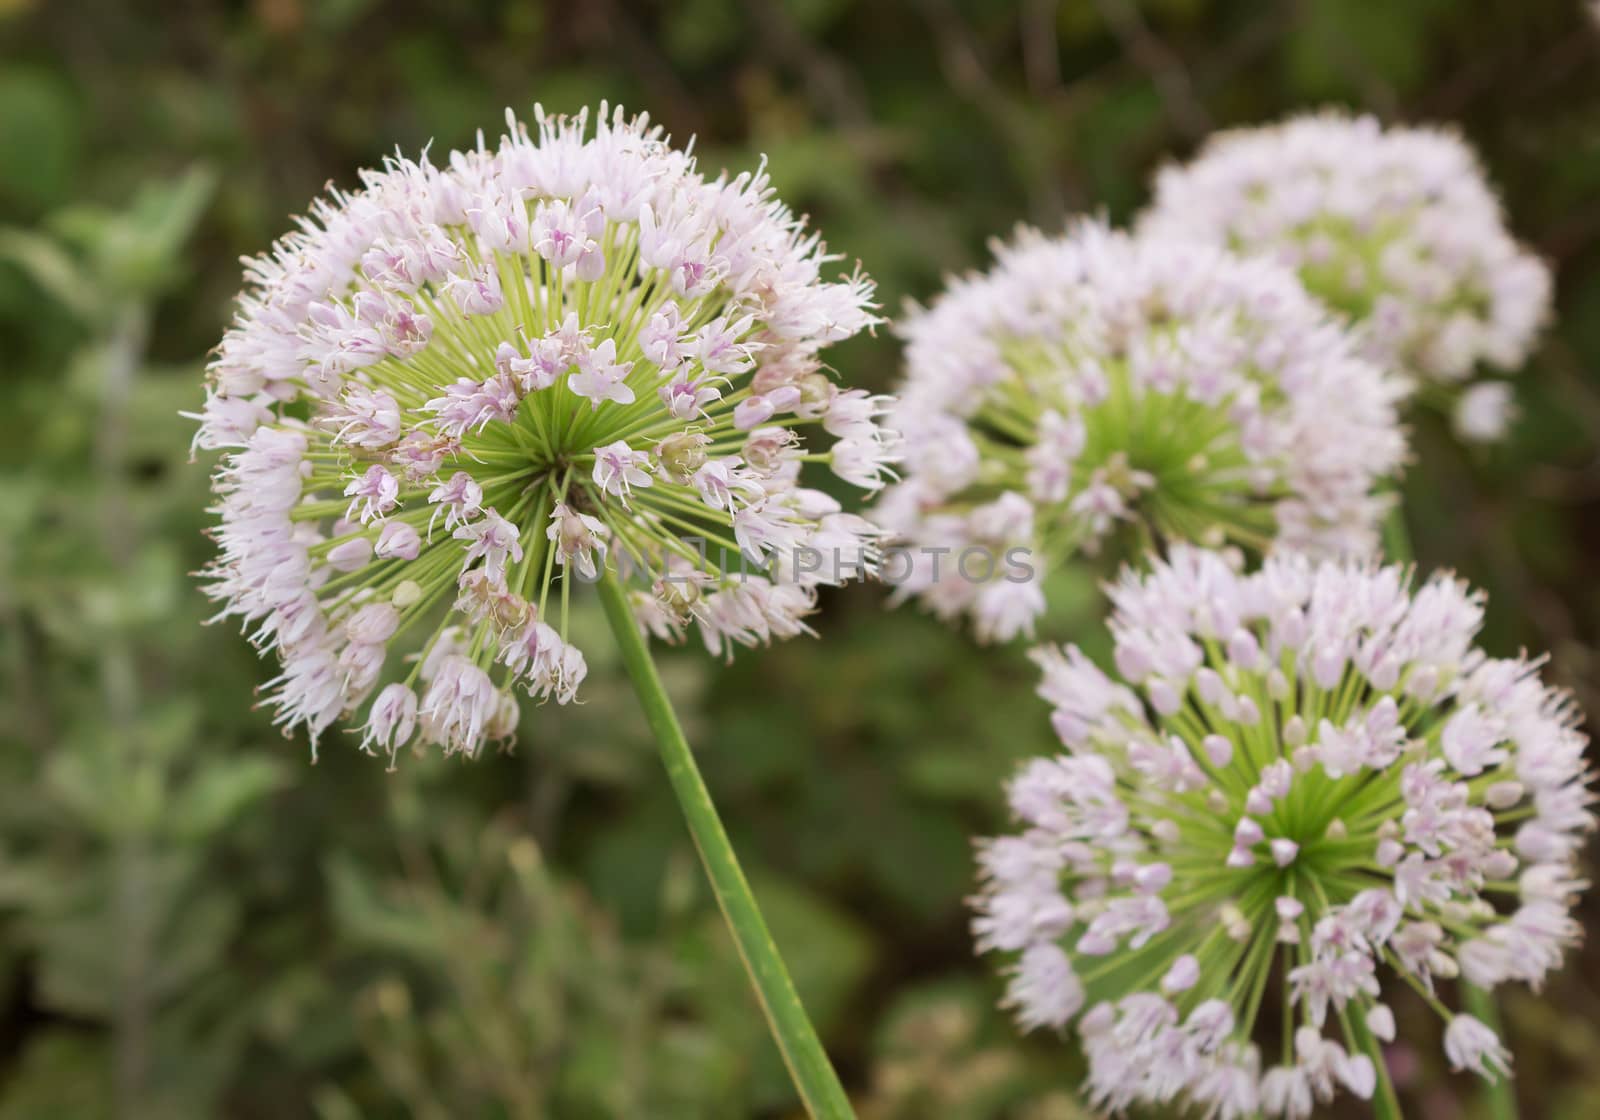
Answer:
xmin=2 ymin=1 xmax=1600 ymax=1116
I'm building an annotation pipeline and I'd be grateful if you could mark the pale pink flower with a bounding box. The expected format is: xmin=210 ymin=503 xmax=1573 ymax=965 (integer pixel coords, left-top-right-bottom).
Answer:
xmin=195 ymin=105 xmax=883 ymax=760
xmin=973 ymin=548 xmax=1591 ymax=1114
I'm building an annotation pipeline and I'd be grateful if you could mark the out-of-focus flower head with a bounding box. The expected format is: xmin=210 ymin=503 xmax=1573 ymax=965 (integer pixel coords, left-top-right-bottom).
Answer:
xmin=193 ymin=105 xmax=890 ymax=762
xmin=876 ymin=222 xmax=1406 ymax=643
xmin=973 ymin=547 xmax=1593 ymax=1117
xmin=1142 ymin=111 xmax=1551 ymax=442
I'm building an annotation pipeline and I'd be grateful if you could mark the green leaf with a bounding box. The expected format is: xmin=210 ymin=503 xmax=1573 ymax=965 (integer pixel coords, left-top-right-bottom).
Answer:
xmin=172 ymin=756 xmax=289 ymax=840
xmin=0 ymin=227 xmax=98 ymax=321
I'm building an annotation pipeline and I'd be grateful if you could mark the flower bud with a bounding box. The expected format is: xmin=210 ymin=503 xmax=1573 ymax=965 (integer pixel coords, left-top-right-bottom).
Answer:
xmin=656 ymin=430 xmax=710 ymax=483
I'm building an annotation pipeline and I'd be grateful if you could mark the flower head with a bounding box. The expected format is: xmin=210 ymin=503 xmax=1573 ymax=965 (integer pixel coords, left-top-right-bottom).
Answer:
xmin=877 ymin=222 xmax=1406 ymax=642
xmin=194 ymin=105 xmax=887 ymax=761
xmin=1142 ymin=111 xmax=1551 ymax=435
xmin=973 ymin=547 xmax=1593 ymax=1117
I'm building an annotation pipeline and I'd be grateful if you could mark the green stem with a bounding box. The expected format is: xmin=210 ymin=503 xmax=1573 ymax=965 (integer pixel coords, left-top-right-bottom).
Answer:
xmin=1381 ymin=492 xmax=1413 ymax=566
xmin=1463 ymin=984 xmax=1519 ymax=1120
xmin=1345 ymin=1006 xmax=1405 ymax=1120
xmin=594 ymin=568 xmax=854 ymax=1119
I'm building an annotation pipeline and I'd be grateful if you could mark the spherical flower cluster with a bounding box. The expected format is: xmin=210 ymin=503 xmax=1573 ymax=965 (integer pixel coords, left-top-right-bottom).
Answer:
xmin=875 ymin=222 xmax=1406 ymax=642
xmin=1142 ymin=111 xmax=1551 ymax=441
xmin=972 ymin=547 xmax=1593 ymax=1117
xmin=193 ymin=105 xmax=893 ymax=761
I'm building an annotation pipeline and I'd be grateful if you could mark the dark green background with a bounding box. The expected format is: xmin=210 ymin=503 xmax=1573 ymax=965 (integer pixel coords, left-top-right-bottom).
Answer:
xmin=3 ymin=1 xmax=1599 ymax=1116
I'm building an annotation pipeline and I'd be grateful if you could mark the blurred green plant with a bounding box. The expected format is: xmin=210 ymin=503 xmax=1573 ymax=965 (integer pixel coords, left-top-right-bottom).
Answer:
xmin=3 ymin=1 xmax=1600 ymax=1116
xmin=0 ymin=168 xmax=290 ymax=1120
xmin=312 ymin=802 xmax=752 ymax=1120
xmin=857 ymin=979 xmax=1088 ymax=1120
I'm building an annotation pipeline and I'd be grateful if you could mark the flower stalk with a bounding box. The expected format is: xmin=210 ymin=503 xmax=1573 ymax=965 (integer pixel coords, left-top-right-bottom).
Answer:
xmin=595 ymin=567 xmax=854 ymax=1120
xmin=1464 ymin=983 xmax=1518 ymax=1120
xmin=1346 ymin=1002 xmax=1404 ymax=1120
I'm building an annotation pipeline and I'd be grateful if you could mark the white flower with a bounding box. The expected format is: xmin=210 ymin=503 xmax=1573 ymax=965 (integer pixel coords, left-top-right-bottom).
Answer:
xmin=424 ymin=373 xmax=521 ymax=437
xmin=428 ymin=471 xmax=483 ymax=534
xmin=641 ymin=304 xmax=685 ymax=369
xmin=1162 ymin=954 xmax=1201 ymax=994
xmin=1444 ymin=1014 xmax=1512 ymax=1080
xmin=877 ymin=221 xmax=1406 ymax=642
xmin=453 ymin=510 xmax=525 ymax=586
xmin=530 ymin=193 xmax=603 ymax=275
xmin=344 ymin=602 xmax=400 ymax=646
xmin=194 ymin=105 xmax=883 ymax=760
xmin=568 ymin=337 xmax=635 ymax=407
xmin=443 ymin=262 xmax=504 ymax=317
xmin=972 ymin=547 xmax=1592 ymax=1115
xmin=660 ymin=374 xmax=721 ymax=420
xmin=418 ymin=655 xmax=499 ymax=757
xmin=1455 ymin=381 xmax=1518 ymax=444
xmin=1005 ymin=942 xmax=1084 ymax=1031
xmin=691 ymin=458 xmax=761 ymax=512
xmin=831 ymin=433 xmax=898 ymax=491
xmin=361 ymin=683 xmax=419 ymax=759
xmin=546 ymin=502 xmax=609 ymax=580
xmin=374 ymin=520 xmax=421 ymax=561
xmin=1142 ymin=111 xmax=1550 ymax=437
xmin=323 ymin=385 xmax=401 ymax=448
xmin=326 ymin=536 xmax=372 ymax=572
xmin=592 ymin=440 xmax=654 ymax=503
xmin=343 ymin=464 xmax=400 ymax=523
xmin=1366 ymin=1004 xmax=1396 ymax=1043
